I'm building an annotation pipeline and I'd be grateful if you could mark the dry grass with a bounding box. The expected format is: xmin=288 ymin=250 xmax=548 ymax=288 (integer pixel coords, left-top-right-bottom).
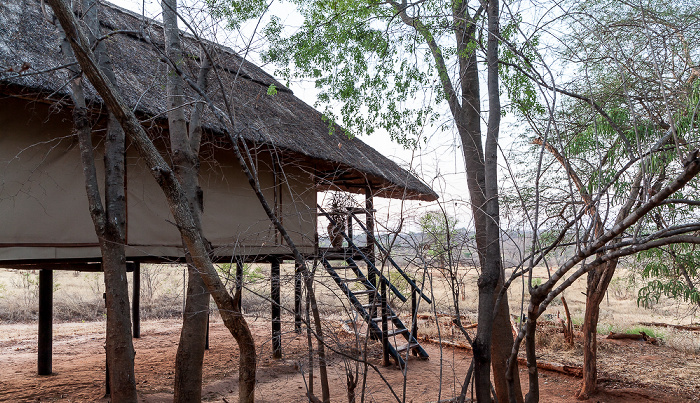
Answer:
xmin=0 ymin=265 xmax=185 ymax=324
xmin=1 ymin=262 xmax=699 ymax=354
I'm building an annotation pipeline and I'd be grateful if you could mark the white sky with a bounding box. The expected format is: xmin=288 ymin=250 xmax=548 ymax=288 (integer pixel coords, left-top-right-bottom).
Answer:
xmin=106 ymin=0 xmax=525 ymax=232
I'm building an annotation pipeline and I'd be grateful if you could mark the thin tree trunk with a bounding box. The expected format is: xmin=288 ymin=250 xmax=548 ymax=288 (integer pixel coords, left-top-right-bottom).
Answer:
xmin=159 ymin=0 xmax=212 ymax=400
xmin=305 ymin=270 xmax=331 ymax=402
xmin=59 ymin=1 xmax=137 ymax=400
xmin=493 ymin=279 xmax=523 ymax=403
xmin=473 ymin=2 xmax=514 ymax=402
xmin=100 ymin=239 xmax=137 ymax=402
xmin=101 ymin=59 xmax=135 ymax=403
xmin=523 ymin=304 xmax=540 ymax=403
xmin=305 ymin=283 xmax=315 ymax=397
xmin=577 ymin=260 xmax=617 ymax=399
xmin=174 ymin=262 xmax=209 ymax=402
xmin=577 ymin=292 xmax=601 ymax=400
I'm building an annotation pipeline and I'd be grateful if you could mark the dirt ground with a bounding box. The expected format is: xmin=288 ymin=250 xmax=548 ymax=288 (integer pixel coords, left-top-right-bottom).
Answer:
xmin=0 ymin=317 xmax=698 ymax=402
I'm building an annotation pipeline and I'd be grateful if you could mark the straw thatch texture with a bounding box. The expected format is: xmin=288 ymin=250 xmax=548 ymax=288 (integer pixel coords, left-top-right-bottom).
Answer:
xmin=0 ymin=0 xmax=437 ymax=201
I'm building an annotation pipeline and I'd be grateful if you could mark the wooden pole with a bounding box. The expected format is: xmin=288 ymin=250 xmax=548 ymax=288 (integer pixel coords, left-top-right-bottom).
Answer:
xmin=205 ymin=308 xmax=210 ymax=350
xmin=105 ymin=359 xmax=110 ymax=396
xmin=271 ymin=257 xmax=282 ymax=359
xmin=381 ymin=276 xmax=390 ymax=366
xmin=411 ymin=289 xmax=418 ymax=356
xmin=103 ymin=292 xmax=109 ymax=395
xmin=236 ymin=258 xmax=243 ymax=295
xmin=365 ymin=187 xmax=376 ymax=322
xmin=346 ymin=210 xmax=353 ymax=244
xmin=38 ymin=269 xmax=53 ymax=375
xmin=132 ymin=262 xmax=140 ymax=338
xmin=294 ymin=260 xmax=302 ymax=332
xmin=411 ymin=289 xmax=418 ymax=338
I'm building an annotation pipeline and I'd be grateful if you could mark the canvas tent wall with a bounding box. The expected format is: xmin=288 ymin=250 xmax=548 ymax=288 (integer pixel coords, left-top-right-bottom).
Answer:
xmin=0 ymin=97 xmax=317 ymax=263
xmin=0 ymin=0 xmax=438 ymax=264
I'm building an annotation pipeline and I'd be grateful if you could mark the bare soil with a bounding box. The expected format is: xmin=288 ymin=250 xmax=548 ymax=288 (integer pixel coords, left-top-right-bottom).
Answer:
xmin=1 ymin=317 xmax=698 ymax=402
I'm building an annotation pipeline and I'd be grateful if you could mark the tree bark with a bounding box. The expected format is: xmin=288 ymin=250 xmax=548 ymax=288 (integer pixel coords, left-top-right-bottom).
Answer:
xmin=58 ymin=2 xmax=137 ymax=400
xmin=576 ymin=260 xmax=617 ymax=400
xmin=100 ymin=238 xmax=137 ymax=402
xmin=174 ymin=265 xmax=209 ymax=402
xmin=523 ymin=303 xmax=540 ymax=403
xmin=159 ymin=1 xmax=213 ymax=400
xmin=474 ymin=2 xmax=524 ymax=402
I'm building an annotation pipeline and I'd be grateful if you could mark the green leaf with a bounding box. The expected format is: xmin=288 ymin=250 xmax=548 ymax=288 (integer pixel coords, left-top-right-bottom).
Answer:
xmin=267 ymin=84 xmax=278 ymax=96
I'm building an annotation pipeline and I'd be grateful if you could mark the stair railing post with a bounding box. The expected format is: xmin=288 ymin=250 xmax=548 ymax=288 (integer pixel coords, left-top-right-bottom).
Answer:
xmin=346 ymin=208 xmax=353 ymax=245
xmin=381 ymin=275 xmax=390 ymax=366
xmin=412 ymin=288 xmax=419 ymax=356
xmin=412 ymin=288 xmax=418 ymax=338
xmin=365 ymin=187 xmax=377 ymax=320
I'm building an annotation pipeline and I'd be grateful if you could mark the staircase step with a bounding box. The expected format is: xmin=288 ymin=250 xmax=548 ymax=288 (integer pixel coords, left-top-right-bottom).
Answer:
xmin=340 ymin=277 xmax=366 ymax=283
xmin=353 ymin=289 xmax=377 ymax=296
xmin=395 ymin=342 xmax=420 ymax=353
xmin=329 ymin=266 xmax=354 ymax=270
xmin=386 ymin=328 xmax=409 ymax=337
xmin=361 ymin=302 xmax=381 ymax=309
xmin=371 ymin=315 xmax=398 ymax=322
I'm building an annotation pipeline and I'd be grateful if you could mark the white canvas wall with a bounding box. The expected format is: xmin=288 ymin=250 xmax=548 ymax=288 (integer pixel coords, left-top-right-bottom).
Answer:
xmin=0 ymin=98 xmax=316 ymax=262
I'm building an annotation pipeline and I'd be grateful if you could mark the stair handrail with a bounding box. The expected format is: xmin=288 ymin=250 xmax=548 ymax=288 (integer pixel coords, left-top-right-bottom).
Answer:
xmin=348 ymin=210 xmax=432 ymax=304
xmin=318 ymin=204 xmax=408 ymax=303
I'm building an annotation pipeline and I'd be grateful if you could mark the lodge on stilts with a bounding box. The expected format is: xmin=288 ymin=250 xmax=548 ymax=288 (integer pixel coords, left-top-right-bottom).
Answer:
xmin=0 ymin=0 xmax=438 ymax=385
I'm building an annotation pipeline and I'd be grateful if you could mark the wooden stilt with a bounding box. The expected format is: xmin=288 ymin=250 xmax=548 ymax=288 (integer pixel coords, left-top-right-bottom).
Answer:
xmin=412 ymin=289 xmax=419 ymax=356
xmin=294 ymin=260 xmax=302 ymax=332
xmin=38 ymin=269 xmax=53 ymax=375
xmin=381 ymin=276 xmax=390 ymax=366
xmin=365 ymin=187 xmax=375 ymax=287
xmin=132 ymin=262 xmax=140 ymax=338
xmin=365 ymin=187 xmax=378 ymax=339
xmin=235 ymin=258 xmax=243 ymax=304
xmin=271 ymin=257 xmax=282 ymax=359
xmin=205 ymin=305 xmax=210 ymax=350
xmin=102 ymin=291 xmax=109 ymax=395
xmin=105 ymin=359 xmax=110 ymax=396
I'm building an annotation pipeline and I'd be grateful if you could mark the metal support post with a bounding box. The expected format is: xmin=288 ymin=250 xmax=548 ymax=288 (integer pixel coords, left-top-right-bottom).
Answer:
xmin=132 ymin=262 xmax=140 ymax=338
xmin=381 ymin=276 xmax=390 ymax=366
xmin=294 ymin=260 xmax=303 ymax=332
xmin=271 ymin=258 xmax=282 ymax=359
xmin=38 ymin=269 xmax=53 ymax=375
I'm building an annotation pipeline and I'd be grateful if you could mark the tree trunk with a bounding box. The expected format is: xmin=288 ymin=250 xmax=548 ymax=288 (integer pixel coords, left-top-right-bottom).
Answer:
xmin=523 ymin=304 xmax=540 ymax=403
xmin=159 ymin=1 xmax=216 ymax=400
xmin=473 ymin=2 xmax=523 ymax=402
xmin=173 ymin=265 xmax=210 ymax=402
xmin=58 ymin=1 xmax=137 ymax=400
xmin=576 ymin=260 xmax=617 ymax=399
xmin=577 ymin=291 xmax=601 ymax=400
xmin=305 ymin=271 xmax=331 ymax=402
xmin=101 ymin=238 xmax=137 ymax=402
xmin=493 ymin=280 xmax=523 ymax=403
xmin=101 ymin=59 xmax=135 ymax=403
xmin=101 ymin=113 xmax=136 ymax=402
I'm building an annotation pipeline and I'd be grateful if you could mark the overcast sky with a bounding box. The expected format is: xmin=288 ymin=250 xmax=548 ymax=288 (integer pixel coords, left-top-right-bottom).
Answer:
xmin=104 ymin=0 xmax=522 ymax=232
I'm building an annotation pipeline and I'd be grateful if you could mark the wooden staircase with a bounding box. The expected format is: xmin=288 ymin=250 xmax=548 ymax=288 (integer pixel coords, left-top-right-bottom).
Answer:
xmin=317 ymin=205 xmax=431 ymax=367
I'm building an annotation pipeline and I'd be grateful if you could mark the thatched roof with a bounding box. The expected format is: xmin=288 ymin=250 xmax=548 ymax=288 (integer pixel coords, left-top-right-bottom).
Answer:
xmin=0 ymin=0 xmax=437 ymax=201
